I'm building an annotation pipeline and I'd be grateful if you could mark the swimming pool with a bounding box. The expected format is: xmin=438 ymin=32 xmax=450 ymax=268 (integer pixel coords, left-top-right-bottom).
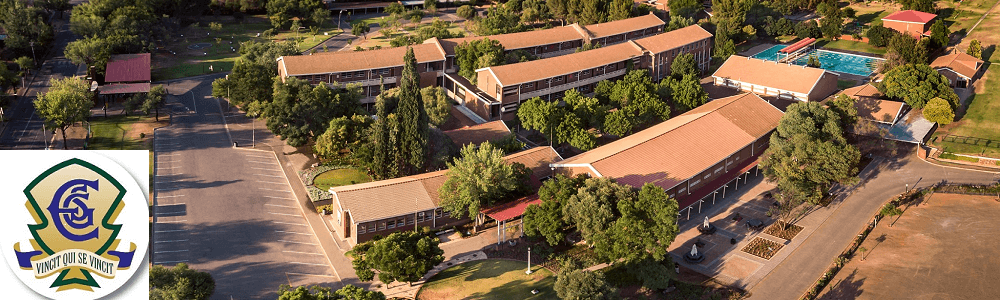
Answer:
xmin=750 ymin=44 xmax=883 ymax=76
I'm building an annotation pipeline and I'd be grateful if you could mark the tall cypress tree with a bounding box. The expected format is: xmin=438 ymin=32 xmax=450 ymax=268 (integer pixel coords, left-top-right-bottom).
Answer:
xmin=371 ymin=81 xmax=399 ymax=180
xmin=396 ymin=47 xmax=430 ymax=175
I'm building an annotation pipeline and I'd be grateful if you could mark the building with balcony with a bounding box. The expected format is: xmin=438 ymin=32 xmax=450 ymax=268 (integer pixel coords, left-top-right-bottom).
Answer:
xmin=329 ymin=146 xmax=563 ymax=245
xmin=549 ymin=93 xmax=784 ymax=218
xmin=276 ymin=42 xmax=446 ymax=109
xmin=631 ymin=24 xmax=714 ymax=81
xmin=711 ymin=56 xmax=839 ymax=102
xmin=570 ymin=12 xmax=667 ymax=46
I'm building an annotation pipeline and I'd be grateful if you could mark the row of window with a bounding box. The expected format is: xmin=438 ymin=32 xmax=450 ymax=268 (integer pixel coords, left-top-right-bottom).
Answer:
xmin=516 ymin=63 xmax=620 ymax=91
xmin=356 ymin=210 xmax=451 ymax=234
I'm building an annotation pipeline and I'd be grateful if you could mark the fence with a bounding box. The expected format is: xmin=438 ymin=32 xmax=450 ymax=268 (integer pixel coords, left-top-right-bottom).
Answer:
xmin=939 ymin=134 xmax=1000 ymax=149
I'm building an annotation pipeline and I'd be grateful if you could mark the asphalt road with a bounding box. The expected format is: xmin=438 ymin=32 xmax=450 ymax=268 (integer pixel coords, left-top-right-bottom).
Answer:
xmin=0 ymin=14 xmax=81 ymax=150
xmin=748 ymin=146 xmax=1000 ymax=299
xmin=151 ymin=75 xmax=340 ymax=299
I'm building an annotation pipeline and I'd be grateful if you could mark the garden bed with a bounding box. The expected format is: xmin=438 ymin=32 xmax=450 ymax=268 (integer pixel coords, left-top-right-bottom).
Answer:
xmin=763 ymin=221 xmax=803 ymax=240
xmin=741 ymin=237 xmax=784 ymax=260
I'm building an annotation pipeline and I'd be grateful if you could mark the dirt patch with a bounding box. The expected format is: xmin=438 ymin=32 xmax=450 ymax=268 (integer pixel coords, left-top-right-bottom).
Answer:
xmin=817 ymin=193 xmax=1000 ymax=299
xmin=764 ymin=221 xmax=804 ymax=240
xmin=741 ymin=237 xmax=784 ymax=260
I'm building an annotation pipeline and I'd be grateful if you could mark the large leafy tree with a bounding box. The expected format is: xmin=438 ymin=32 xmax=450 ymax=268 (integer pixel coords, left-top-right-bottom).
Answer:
xmin=266 ymin=0 xmax=324 ymax=28
xmin=348 ymin=231 xmax=445 ymax=287
xmin=922 ymin=97 xmax=954 ymax=125
xmin=596 ymin=183 xmax=679 ymax=263
xmin=517 ymin=93 xmax=599 ymax=150
xmin=422 ymin=86 xmax=452 ymax=127
xmin=563 ymin=178 xmax=632 ymax=245
xmin=882 ymin=64 xmax=959 ymax=109
xmin=669 ymin=74 xmax=709 ymax=113
xmin=314 ymin=115 xmax=374 ymax=160
xmin=602 ymin=70 xmax=670 ymax=136
xmin=865 ymin=25 xmax=895 ymax=47
xmin=211 ymin=41 xmax=299 ymax=116
xmin=523 ymin=174 xmax=587 ymax=246
xmin=475 ymin=5 xmax=526 ymax=35
xmin=34 ymin=78 xmax=93 ymax=149
xmin=2 ymin=1 xmax=54 ymax=58
xmin=277 ymin=284 xmax=385 ymax=300
xmin=455 ymin=38 xmax=504 ymax=84
xmin=141 ymin=85 xmax=167 ymax=121
xmin=901 ymin=0 xmax=935 ymax=13
xmin=669 ymin=0 xmax=702 ymax=17
xmin=929 ymin=19 xmax=949 ymax=49
xmin=554 ymin=269 xmax=616 ymax=300
xmin=439 ymin=143 xmax=531 ymax=229
xmin=761 ymin=102 xmax=860 ymax=204
xmin=396 ymin=47 xmax=430 ymax=175
xmin=150 ymin=263 xmax=215 ymax=300
xmin=264 ymin=77 xmax=363 ymax=146
xmin=670 ymin=53 xmax=700 ymax=79
xmin=967 ymin=39 xmax=982 ymax=59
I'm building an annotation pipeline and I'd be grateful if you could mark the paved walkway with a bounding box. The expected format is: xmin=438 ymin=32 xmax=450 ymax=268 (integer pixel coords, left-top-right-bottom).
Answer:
xmin=747 ymin=145 xmax=1000 ymax=299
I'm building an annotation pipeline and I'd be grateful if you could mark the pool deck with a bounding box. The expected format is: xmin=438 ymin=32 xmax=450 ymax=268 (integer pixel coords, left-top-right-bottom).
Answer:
xmin=740 ymin=43 xmax=778 ymax=57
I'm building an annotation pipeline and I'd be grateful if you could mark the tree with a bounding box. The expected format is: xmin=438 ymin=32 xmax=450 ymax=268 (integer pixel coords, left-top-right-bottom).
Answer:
xmin=670 ymin=74 xmax=708 ymax=112
xmin=212 ymin=41 xmax=299 ymax=116
xmin=714 ymin=33 xmax=736 ymax=58
xmin=142 ymin=85 xmax=166 ymax=121
xmin=761 ymin=102 xmax=861 ymax=204
xmin=795 ymin=20 xmax=823 ymax=38
xmin=311 ymin=8 xmax=330 ymax=27
xmin=455 ymin=38 xmax=504 ymax=84
xmin=457 ymin=5 xmax=476 ymax=20
xmin=396 ymin=47 xmax=430 ymax=174
xmin=603 ymin=109 xmax=634 ymax=137
xmin=886 ymin=33 xmax=928 ymax=66
xmin=265 ymin=77 xmax=363 ymax=146
xmin=277 ymin=284 xmax=385 ymax=300
xmin=150 ymin=263 xmax=215 ymax=300
xmin=901 ymin=0 xmax=934 ymax=13
xmin=768 ymin=189 xmax=808 ymax=232
xmin=315 ymin=115 xmax=373 ymax=160
xmin=967 ymin=39 xmax=983 ymax=59
xmin=386 ymin=2 xmax=406 ymax=15
xmin=348 ymin=231 xmax=444 ymax=287
xmin=517 ymin=93 xmax=599 ymax=150
xmin=827 ymin=94 xmax=859 ymax=129
xmin=608 ymin=0 xmax=632 ymax=21
xmin=0 ymin=62 xmax=19 ymax=92
xmin=14 ymin=56 xmax=34 ymax=76
xmin=670 ymin=53 xmax=700 ymax=79
xmin=421 ymin=86 xmax=451 ymax=127
xmin=576 ymin=41 xmax=601 ymax=52
xmin=554 ymin=269 xmax=616 ymax=300
xmin=929 ymin=19 xmax=949 ymax=49
xmin=267 ymin=0 xmax=325 ymax=28
xmin=865 ymin=25 xmax=895 ymax=47
xmin=524 ymin=174 xmax=587 ymax=246
xmin=596 ymin=183 xmax=679 ymax=263
xmin=882 ymin=64 xmax=959 ymax=109
xmin=439 ymin=143 xmax=531 ymax=228
xmin=209 ymin=22 xmax=223 ymax=32
xmin=2 ymin=1 xmax=54 ymax=58
xmin=424 ymin=0 xmax=437 ymax=13
xmin=474 ymin=5 xmax=526 ymax=35
xmin=880 ymin=202 xmax=903 ymax=227
xmin=668 ymin=0 xmax=702 ymax=18
xmin=922 ymin=97 xmax=955 ymax=125
xmin=370 ymin=89 xmax=401 ymax=179
xmin=352 ymin=22 xmax=370 ymax=39
xmin=487 ymin=134 xmax=526 ymax=154
xmin=806 ymin=53 xmax=821 ymax=68
xmin=821 ymin=14 xmax=843 ymax=39
xmin=564 ymin=178 xmax=633 ymax=244
xmin=665 ymin=16 xmax=694 ymax=31
xmin=34 ymin=78 xmax=93 ymax=149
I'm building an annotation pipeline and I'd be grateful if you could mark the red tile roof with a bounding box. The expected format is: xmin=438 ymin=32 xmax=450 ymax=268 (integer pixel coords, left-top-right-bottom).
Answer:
xmin=485 ymin=41 xmax=645 ymax=86
xmin=573 ymin=13 xmax=665 ymax=39
xmin=105 ymin=53 xmax=151 ymax=83
xmin=930 ymin=52 xmax=983 ymax=79
xmin=443 ymin=120 xmax=511 ymax=148
xmin=839 ymin=83 xmax=905 ymax=124
xmin=279 ymin=43 xmax=446 ymax=76
xmin=630 ymin=25 xmax=713 ymax=54
xmin=711 ymin=56 xmax=832 ymax=95
xmin=882 ymin=10 xmax=937 ymax=24
xmin=552 ymin=93 xmax=783 ymax=191
xmin=99 ymin=82 xmax=151 ymax=95
xmin=481 ymin=194 xmax=542 ymax=222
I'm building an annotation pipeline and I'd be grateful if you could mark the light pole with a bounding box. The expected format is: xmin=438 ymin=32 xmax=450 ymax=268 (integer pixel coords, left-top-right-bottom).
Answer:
xmin=338 ymin=10 xmax=344 ymax=29
xmin=525 ymin=247 xmax=532 ymax=274
xmin=29 ymin=42 xmax=36 ymax=66
xmin=42 ymin=123 xmax=48 ymax=149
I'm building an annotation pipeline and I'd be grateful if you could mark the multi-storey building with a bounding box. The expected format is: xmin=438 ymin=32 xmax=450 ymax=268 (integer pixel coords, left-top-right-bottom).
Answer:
xmin=711 ymin=56 xmax=839 ymax=102
xmin=463 ymin=25 xmax=713 ymax=121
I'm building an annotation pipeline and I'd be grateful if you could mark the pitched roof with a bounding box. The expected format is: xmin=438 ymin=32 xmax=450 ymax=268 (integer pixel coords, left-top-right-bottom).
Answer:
xmin=279 ymin=43 xmax=445 ymax=76
xmin=332 ymin=147 xmax=562 ymax=223
xmin=553 ymin=93 xmax=783 ymax=191
xmin=930 ymin=52 xmax=983 ymax=79
xmin=443 ymin=120 xmax=511 ymax=148
xmin=882 ymin=10 xmax=937 ymax=24
xmin=631 ymin=25 xmax=713 ymax=53
xmin=436 ymin=26 xmax=584 ymax=56
xmin=485 ymin=41 xmax=645 ymax=86
xmin=574 ymin=13 xmax=665 ymax=39
xmin=99 ymin=82 xmax=151 ymax=95
xmin=105 ymin=53 xmax=150 ymax=83
xmin=711 ymin=56 xmax=831 ymax=95
xmin=840 ymin=84 xmax=905 ymax=124
xmin=481 ymin=194 xmax=542 ymax=222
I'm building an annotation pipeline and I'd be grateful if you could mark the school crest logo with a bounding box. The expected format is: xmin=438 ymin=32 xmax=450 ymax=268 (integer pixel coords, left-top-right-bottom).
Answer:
xmin=2 ymin=153 xmax=149 ymax=299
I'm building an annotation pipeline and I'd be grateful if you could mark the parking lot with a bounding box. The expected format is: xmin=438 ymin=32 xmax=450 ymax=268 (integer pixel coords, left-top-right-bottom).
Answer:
xmin=151 ymin=77 xmax=339 ymax=299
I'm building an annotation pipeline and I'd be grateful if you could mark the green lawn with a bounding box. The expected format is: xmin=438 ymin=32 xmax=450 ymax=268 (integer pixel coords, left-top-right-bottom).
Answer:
xmin=88 ymin=115 xmax=149 ymax=150
xmin=931 ymin=66 xmax=1000 ymax=158
xmin=939 ymin=0 xmax=997 ymax=35
xmin=417 ymin=260 xmax=556 ymax=300
xmin=819 ymin=39 xmax=887 ymax=55
xmin=313 ymin=168 xmax=372 ymax=191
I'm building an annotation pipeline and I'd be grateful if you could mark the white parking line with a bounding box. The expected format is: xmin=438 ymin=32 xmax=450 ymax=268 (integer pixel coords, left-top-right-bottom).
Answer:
xmin=263 ymin=195 xmax=295 ymax=200
xmin=275 ymin=230 xmax=311 ymax=235
xmin=155 ymin=260 xmax=189 ymax=264
xmin=255 ymin=174 xmax=283 ymax=178
xmin=154 ymin=229 xmax=188 ymax=233
xmin=285 ymin=272 xmax=338 ymax=278
xmin=244 ymin=155 xmax=271 ymax=159
xmin=279 ymin=240 xmax=317 ymax=245
xmin=154 ymin=239 xmax=189 ymax=243
xmin=268 ymin=212 xmax=300 ymax=217
xmin=283 ymin=250 xmax=324 ymax=255
xmin=256 ymin=180 xmax=286 ymax=185
xmin=259 ymin=187 xmax=291 ymax=193
xmin=273 ymin=221 xmax=308 ymax=226
xmin=288 ymin=261 xmax=328 ymax=266
xmin=154 ymin=249 xmax=189 ymax=254
xmin=157 ymin=219 xmax=187 ymax=223
xmin=265 ymin=204 xmax=296 ymax=208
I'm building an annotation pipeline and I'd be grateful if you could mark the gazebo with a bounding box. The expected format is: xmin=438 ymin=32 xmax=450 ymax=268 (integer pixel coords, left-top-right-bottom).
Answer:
xmin=480 ymin=195 xmax=542 ymax=245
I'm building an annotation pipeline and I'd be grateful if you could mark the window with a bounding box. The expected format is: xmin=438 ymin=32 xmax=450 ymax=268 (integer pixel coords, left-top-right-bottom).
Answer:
xmin=378 ymin=222 xmax=386 ymax=230
xmin=582 ymin=70 xmax=590 ymax=76
xmin=435 ymin=209 xmax=443 ymax=218
xmin=344 ymin=72 xmax=352 ymax=79
xmin=691 ymin=179 xmax=701 ymax=186
xmin=715 ymin=166 xmax=724 ymax=174
xmin=554 ymin=76 xmax=563 ymax=82
xmin=397 ymin=218 xmax=405 ymax=227
xmin=358 ymin=224 xmax=366 ymax=233
xmin=387 ymin=220 xmax=396 ymax=229
xmin=443 ymin=211 xmax=451 ymax=218
xmin=418 ymin=212 xmax=426 ymax=222
xmin=406 ymin=217 xmax=414 ymax=226
xmin=356 ymin=71 xmax=365 ymax=77
xmin=523 ymin=82 xmax=533 ymax=89
xmin=678 ymin=187 xmax=686 ymax=193
xmin=380 ymin=69 xmax=389 ymax=75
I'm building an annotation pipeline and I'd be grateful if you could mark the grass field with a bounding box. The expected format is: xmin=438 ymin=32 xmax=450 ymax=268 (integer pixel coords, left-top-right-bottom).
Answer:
xmin=313 ymin=168 xmax=371 ymax=191
xmin=89 ymin=115 xmax=153 ymax=150
xmin=819 ymin=39 xmax=888 ymax=55
xmin=417 ymin=260 xmax=556 ymax=300
xmin=938 ymin=0 xmax=998 ymax=35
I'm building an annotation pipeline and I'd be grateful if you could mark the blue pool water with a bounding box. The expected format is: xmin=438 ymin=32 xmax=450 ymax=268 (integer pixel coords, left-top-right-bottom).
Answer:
xmin=750 ymin=45 xmax=883 ymax=76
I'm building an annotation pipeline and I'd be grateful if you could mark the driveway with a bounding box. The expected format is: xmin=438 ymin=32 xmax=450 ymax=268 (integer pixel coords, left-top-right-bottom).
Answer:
xmin=747 ymin=145 xmax=1000 ymax=299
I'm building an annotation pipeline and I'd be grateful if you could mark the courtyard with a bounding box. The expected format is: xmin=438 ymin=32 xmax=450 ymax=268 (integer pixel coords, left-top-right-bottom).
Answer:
xmin=818 ymin=193 xmax=1000 ymax=299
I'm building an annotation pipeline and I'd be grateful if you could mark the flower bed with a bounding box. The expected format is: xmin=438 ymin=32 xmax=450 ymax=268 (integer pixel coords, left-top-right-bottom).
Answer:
xmin=307 ymin=185 xmax=332 ymax=202
xmin=298 ymin=165 xmax=353 ymax=186
xmin=741 ymin=237 xmax=784 ymax=260
xmin=764 ymin=221 xmax=804 ymax=240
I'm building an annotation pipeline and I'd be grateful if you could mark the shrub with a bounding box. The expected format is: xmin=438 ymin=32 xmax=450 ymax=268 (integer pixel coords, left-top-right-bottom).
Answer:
xmin=457 ymin=5 xmax=476 ymax=19
xmin=307 ymin=186 xmax=333 ymax=202
xmin=866 ymin=25 xmax=894 ymax=47
xmin=315 ymin=204 xmax=334 ymax=213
